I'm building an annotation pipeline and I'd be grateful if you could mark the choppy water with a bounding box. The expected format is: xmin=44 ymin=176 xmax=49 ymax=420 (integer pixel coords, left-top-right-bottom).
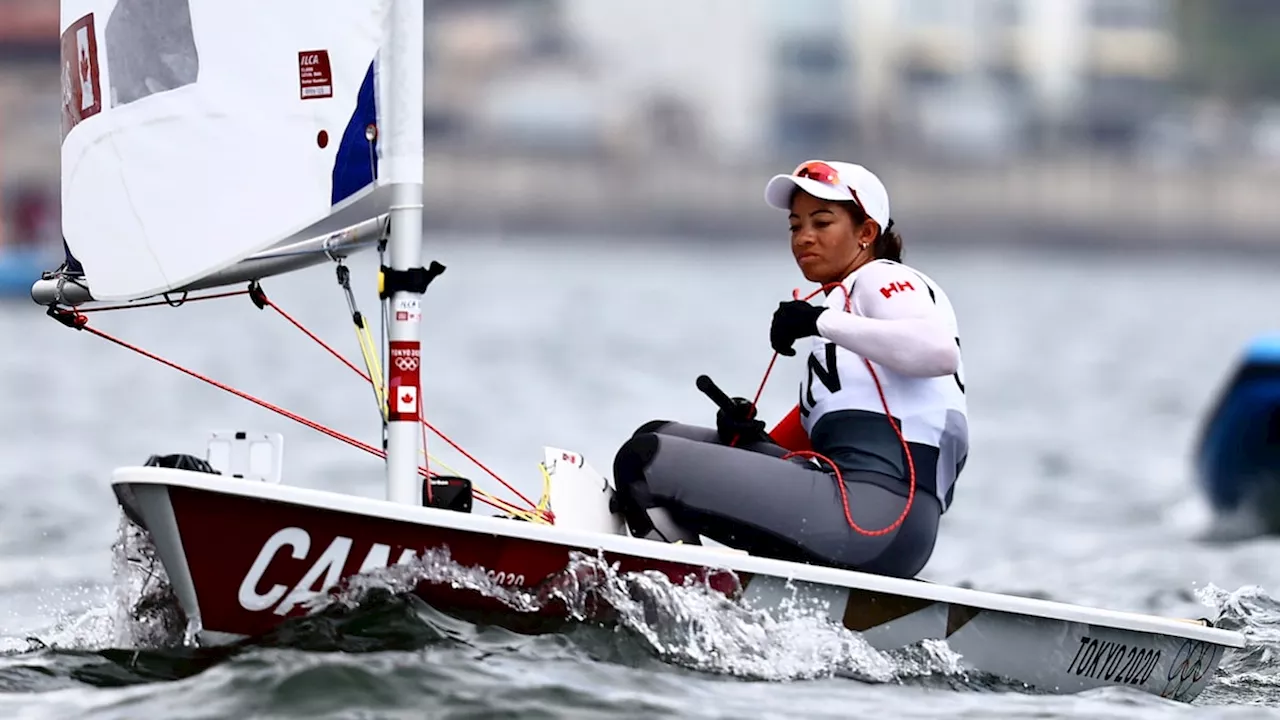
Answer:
xmin=1 ymin=236 xmax=1280 ymax=718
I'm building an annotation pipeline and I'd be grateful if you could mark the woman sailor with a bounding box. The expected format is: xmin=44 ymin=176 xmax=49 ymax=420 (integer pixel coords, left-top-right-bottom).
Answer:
xmin=611 ymin=160 xmax=968 ymax=579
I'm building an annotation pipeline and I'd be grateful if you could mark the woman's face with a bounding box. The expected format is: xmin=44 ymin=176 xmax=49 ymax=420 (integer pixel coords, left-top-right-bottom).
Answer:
xmin=788 ymin=191 xmax=877 ymax=284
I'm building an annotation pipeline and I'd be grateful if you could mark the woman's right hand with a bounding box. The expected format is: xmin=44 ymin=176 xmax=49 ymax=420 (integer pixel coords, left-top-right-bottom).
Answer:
xmin=715 ymin=398 xmax=767 ymax=445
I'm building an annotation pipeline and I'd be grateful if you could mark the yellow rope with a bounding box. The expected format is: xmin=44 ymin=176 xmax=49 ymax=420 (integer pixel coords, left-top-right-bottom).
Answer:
xmin=477 ymin=488 xmax=546 ymax=523
xmin=536 ymin=462 xmax=553 ymax=517
xmin=353 ymin=316 xmax=387 ymax=421
xmin=358 ymin=268 xmax=555 ymax=525
xmin=424 ymin=453 xmax=463 ymax=477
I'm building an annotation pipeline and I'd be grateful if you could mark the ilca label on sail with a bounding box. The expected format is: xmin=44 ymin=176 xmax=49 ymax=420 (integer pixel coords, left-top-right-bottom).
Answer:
xmin=298 ymin=49 xmax=333 ymax=100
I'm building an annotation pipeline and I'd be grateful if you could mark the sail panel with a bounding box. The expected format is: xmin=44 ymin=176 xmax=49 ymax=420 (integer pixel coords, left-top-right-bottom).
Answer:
xmin=60 ymin=0 xmax=392 ymax=301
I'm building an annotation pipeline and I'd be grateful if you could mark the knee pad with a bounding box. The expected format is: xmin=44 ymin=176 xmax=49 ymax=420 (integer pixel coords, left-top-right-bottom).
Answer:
xmin=611 ymin=434 xmax=699 ymax=544
xmin=613 ymin=433 xmax=660 ymax=536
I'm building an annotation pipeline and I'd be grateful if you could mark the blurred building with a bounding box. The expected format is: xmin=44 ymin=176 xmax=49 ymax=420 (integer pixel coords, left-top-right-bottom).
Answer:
xmin=771 ymin=0 xmax=1180 ymax=158
xmin=762 ymin=0 xmax=858 ymax=159
xmin=424 ymin=0 xmax=612 ymax=154
xmin=558 ymin=0 xmax=773 ymax=160
xmin=0 ymin=0 xmax=57 ymax=63
xmin=0 ymin=0 xmax=1240 ymax=171
xmin=0 ymin=0 xmax=60 ymax=250
xmin=858 ymin=0 xmax=1178 ymax=153
xmin=0 ymin=0 xmax=1272 ymax=252
xmin=424 ymin=0 xmax=783 ymax=160
xmin=551 ymin=0 xmax=1183 ymax=160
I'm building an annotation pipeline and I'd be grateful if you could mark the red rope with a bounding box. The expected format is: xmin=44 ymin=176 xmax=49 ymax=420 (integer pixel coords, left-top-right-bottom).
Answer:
xmin=55 ymin=276 xmax=913 ymax=536
xmin=255 ymin=291 xmax=428 ymax=503
xmin=420 ymin=393 xmax=433 ymax=505
xmin=254 ymin=292 xmax=539 ymax=512
xmin=77 ymin=289 xmax=252 ymax=313
xmin=416 ymin=418 xmax=539 ymax=511
xmin=255 ymin=294 xmax=369 ymax=379
xmin=46 ymin=305 xmax=533 ymax=517
xmin=746 ymin=282 xmax=917 ymax=538
xmin=52 ymin=308 xmax=385 ymax=457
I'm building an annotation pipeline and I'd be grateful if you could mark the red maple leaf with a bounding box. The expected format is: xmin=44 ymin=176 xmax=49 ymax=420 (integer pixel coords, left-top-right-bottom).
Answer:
xmin=80 ymin=47 xmax=91 ymax=82
xmin=400 ymin=392 xmax=414 ymax=405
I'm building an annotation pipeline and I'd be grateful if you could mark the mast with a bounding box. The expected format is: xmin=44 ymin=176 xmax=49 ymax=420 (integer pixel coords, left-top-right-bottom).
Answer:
xmin=382 ymin=0 xmax=429 ymax=505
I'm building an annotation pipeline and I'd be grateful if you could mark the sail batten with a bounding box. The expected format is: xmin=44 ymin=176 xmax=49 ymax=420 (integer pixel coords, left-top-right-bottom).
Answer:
xmin=59 ymin=0 xmax=394 ymax=302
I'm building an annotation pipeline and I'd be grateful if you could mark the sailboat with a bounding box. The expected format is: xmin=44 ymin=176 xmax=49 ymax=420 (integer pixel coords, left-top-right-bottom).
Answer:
xmin=1194 ymin=332 xmax=1280 ymax=539
xmin=35 ymin=0 xmax=1244 ymax=704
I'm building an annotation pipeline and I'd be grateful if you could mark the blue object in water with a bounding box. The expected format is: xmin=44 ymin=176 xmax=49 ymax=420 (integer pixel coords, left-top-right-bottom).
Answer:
xmin=0 ymin=245 xmax=54 ymax=299
xmin=1195 ymin=333 xmax=1280 ymax=530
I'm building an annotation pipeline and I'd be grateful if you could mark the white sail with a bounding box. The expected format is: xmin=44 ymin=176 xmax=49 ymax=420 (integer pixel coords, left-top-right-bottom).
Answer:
xmin=59 ymin=0 xmax=393 ymax=301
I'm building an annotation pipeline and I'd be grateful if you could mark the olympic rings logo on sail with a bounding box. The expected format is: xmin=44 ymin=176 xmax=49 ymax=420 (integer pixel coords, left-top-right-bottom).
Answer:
xmin=1160 ymin=640 xmax=1214 ymax=701
xmin=393 ymin=356 xmax=419 ymax=372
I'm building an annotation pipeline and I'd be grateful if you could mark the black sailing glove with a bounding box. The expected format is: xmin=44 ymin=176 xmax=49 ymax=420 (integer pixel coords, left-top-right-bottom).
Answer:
xmin=770 ymin=300 xmax=826 ymax=356
xmin=715 ymin=397 xmax=767 ymax=445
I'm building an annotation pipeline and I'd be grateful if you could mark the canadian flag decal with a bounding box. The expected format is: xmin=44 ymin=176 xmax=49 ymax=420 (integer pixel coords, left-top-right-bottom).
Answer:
xmin=60 ymin=13 xmax=102 ymax=139
xmin=397 ymin=386 xmax=417 ymax=415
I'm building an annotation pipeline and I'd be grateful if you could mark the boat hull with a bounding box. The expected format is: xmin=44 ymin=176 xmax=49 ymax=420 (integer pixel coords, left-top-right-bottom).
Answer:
xmin=112 ymin=466 xmax=1242 ymax=703
xmin=1196 ymin=333 xmax=1280 ymax=535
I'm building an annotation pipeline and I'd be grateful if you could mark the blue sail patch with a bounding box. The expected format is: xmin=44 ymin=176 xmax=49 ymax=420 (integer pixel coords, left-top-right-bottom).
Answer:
xmin=331 ymin=58 xmax=379 ymax=206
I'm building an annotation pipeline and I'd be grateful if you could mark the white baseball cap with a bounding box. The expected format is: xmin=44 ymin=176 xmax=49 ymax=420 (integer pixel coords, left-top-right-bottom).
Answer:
xmin=764 ymin=160 xmax=891 ymax=232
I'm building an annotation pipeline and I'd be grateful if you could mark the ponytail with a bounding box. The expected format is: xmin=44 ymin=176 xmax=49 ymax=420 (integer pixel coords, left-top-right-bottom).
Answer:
xmin=873 ymin=219 xmax=903 ymax=262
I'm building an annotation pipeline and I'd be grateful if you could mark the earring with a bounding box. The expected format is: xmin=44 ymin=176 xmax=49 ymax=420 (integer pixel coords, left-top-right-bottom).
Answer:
xmin=859 ymin=242 xmax=869 ymax=250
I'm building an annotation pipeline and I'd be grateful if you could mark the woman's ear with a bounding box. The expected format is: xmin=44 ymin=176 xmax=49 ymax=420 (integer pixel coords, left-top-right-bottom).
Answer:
xmin=859 ymin=219 xmax=880 ymax=246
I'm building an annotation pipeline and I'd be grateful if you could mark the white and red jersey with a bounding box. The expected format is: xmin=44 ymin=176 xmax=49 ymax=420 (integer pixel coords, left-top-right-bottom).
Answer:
xmin=773 ymin=259 xmax=969 ymax=510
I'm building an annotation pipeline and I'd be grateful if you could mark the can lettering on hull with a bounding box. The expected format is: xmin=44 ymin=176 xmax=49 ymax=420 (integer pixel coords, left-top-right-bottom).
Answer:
xmin=1065 ymin=635 xmax=1161 ymax=688
xmin=237 ymin=527 xmax=526 ymax=615
xmin=237 ymin=527 xmax=310 ymax=612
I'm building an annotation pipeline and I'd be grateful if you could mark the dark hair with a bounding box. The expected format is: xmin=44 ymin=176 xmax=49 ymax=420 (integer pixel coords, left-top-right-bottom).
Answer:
xmin=839 ymin=201 xmax=903 ymax=262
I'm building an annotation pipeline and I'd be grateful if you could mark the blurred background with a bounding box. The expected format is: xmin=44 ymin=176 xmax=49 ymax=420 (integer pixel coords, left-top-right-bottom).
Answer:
xmin=0 ymin=2 xmax=1279 ymax=715
xmin=3 ymin=0 xmax=1280 ymax=260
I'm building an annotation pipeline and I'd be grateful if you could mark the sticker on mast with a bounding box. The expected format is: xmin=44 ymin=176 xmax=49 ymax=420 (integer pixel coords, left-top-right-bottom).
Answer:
xmin=298 ymin=50 xmax=333 ymax=100
xmin=393 ymin=297 xmax=421 ymax=323
xmin=388 ymin=340 xmax=420 ymax=421
xmin=60 ymin=14 xmax=102 ymax=140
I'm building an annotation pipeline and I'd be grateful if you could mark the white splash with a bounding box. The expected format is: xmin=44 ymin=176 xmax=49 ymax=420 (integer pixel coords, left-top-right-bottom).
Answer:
xmin=0 ymin=585 xmax=115 ymax=655
xmin=107 ymin=514 xmax=188 ymax=649
xmin=306 ymin=546 xmax=963 ymax=683
xmin=12 ymin=520 xmax=976 ymax=689
xmin=0 ymin=514 xmax=188 ymax=654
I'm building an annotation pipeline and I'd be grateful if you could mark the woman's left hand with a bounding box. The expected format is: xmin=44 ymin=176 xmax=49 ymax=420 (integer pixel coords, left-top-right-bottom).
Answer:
xmin=770 ymin=300 xmax=826 ymax=356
